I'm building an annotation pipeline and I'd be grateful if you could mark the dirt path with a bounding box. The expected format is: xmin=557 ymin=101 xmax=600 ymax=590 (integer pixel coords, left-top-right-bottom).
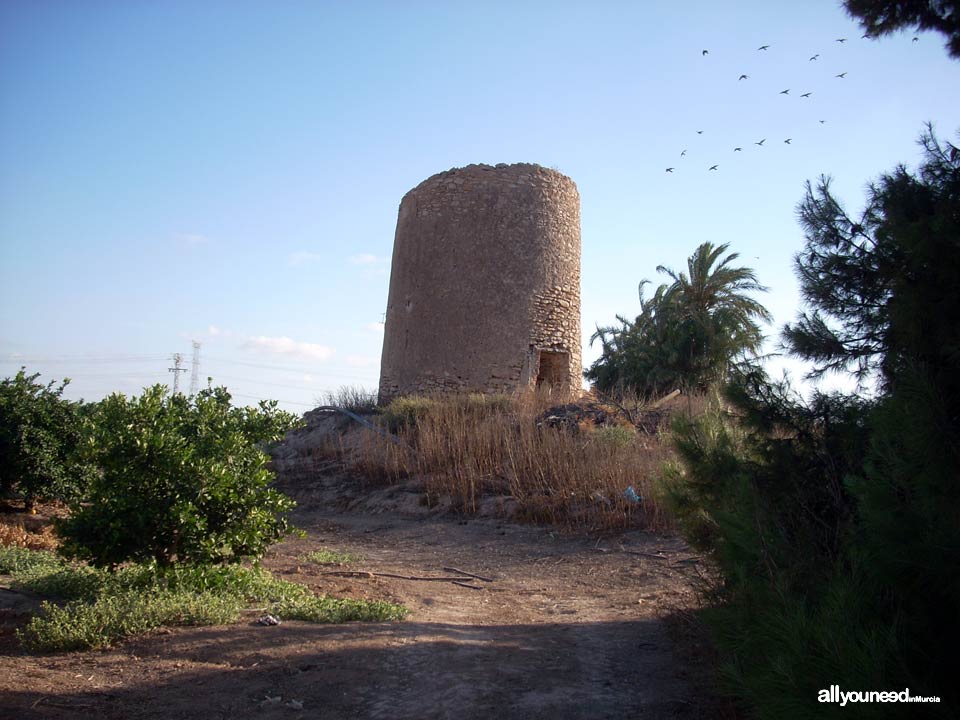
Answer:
xmin=1 ymin=484 xmax=716 ymax=719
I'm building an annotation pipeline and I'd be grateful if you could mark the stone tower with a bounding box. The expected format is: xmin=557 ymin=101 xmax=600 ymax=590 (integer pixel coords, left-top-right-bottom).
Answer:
xmin=378 ymin=162 xmax=581 ymax=404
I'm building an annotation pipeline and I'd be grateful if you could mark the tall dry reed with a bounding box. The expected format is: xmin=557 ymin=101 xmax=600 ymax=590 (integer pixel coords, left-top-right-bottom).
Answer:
xmin=334 ymin=390 xmax=676 ymax=532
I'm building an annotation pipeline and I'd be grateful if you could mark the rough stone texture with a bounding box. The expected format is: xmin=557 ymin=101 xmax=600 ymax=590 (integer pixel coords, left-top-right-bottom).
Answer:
xmin=378 ymin=162 xmax=581 ymax=404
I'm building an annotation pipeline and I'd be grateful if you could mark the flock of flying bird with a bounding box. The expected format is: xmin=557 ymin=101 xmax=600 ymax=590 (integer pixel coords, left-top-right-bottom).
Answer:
xmin=664 ymin=33 xmax=922 ymax=174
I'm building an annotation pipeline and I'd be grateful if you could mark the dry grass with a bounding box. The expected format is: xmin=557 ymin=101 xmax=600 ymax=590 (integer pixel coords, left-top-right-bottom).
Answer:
xmin=332 ymin=389 xmax=678 ymax=533
xmin=0 ymin=501 xmax=63 ymax=551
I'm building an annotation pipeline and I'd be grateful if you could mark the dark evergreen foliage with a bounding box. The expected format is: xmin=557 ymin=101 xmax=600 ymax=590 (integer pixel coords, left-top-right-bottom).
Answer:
xmin=845 ymin=0 xmax=960 ymax=57
xmin=663 ymin=127 xmax=960 ymax=717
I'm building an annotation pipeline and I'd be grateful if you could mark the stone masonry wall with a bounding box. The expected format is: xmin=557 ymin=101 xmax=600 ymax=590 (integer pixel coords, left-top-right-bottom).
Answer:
xmin=378 ymin=162 xmax=581 ymax=404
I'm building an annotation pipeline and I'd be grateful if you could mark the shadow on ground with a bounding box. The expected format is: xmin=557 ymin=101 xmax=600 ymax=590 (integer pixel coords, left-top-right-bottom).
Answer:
xmin=3 ymin=617 xmax=711 ymax=720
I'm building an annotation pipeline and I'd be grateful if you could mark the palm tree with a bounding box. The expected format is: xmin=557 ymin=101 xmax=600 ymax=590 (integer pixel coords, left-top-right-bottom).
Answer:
xmin=654 ymin=242 xmax=772 ymax=392
xmin=586 ymin=242 xmax=771 ymax=397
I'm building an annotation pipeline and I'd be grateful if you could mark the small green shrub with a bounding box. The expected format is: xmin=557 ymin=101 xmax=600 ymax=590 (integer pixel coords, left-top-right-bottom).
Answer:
xmin=381 ymin=395 xmax=440 ymax=432
xmin=58 ymin=385 xmax=301 ymax=567
xmin=590 ymin=425 xmax=636 ymax=448
xmin=302 ymin=549 xmax=362 ymax=565
xmin=277 ymin=595 xmax=407 ymax=623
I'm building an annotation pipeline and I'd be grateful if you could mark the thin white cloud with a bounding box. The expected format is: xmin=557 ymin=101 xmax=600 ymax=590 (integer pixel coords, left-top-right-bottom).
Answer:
xmin=289 ymin=251 xmax=326 ymax=266
xmin=365 ymin=322 xmax=385 ymax=332
xmin=348 ymin=253 xmax=389 ymax=266
xmin=180 ymin=325 xmax=233 ymax=342
xmin=242 ymin=336 xmax=335 ymax=362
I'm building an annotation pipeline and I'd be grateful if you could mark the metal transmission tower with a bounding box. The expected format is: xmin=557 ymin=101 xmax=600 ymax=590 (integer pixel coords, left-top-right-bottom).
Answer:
xmin=168 ymin=353 xmax=187 ymax=394
xmin=189 ymin=341 xmax=201 ymax=395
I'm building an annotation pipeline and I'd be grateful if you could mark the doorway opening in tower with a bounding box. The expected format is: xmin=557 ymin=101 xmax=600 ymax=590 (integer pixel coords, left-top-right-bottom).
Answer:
xmin=536 ymin=350 xmax=569 ymax=391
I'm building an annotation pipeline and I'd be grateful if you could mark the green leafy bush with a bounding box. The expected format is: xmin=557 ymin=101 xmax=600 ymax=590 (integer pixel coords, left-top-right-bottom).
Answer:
xmin=0 ymin=368 xmax=94 ymax=506
xmin=58 ymin=385 xmax=301 ymax=567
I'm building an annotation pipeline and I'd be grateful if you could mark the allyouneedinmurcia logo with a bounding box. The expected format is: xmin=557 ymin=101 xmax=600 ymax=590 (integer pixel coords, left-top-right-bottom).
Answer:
xmin=818 ymin=686 xmax=941 ymax=706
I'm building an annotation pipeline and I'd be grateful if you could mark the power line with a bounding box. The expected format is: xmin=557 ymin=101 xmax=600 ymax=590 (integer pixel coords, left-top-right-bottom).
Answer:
xmin=204 ymin=355 xmax=378 ymax=380
xmin=1 ymin=354 xmax=166 ymax=364
xmin=228 ymin=391 xmax=316 ymax=408
xmin=210 ymin=373 xmax=337 ymax=392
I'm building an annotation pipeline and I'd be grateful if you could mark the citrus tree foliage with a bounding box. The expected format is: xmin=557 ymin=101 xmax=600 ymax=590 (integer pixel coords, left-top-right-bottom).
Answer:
xmin=586 ymin=242 xmax=771 ymax=396
xmin=664 ymin=127 xmax=960 ymax=715
xmin=0 ymin=369 xmax=93 ymax=506
xmin=59 ymin=385 xmax=301 ymax=567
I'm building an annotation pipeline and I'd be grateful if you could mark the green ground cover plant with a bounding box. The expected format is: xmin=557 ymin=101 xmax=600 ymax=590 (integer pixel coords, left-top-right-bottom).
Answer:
xmin=0 ymin=546 xmax=406 ymax=652
xmin=302 ymin=548 xmax=363 ymax=565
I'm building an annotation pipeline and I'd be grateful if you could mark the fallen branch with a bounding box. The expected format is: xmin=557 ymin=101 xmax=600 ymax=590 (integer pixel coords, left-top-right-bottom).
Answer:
xmin=451 ymin=580 xmax=483 ymax=591
xmin=442 ymin=566 xmax=494 ymax=583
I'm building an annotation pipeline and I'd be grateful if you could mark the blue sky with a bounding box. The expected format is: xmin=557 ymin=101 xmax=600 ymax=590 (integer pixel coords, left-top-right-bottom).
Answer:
xmin=2 ymin=1 xmax=958 ymax=411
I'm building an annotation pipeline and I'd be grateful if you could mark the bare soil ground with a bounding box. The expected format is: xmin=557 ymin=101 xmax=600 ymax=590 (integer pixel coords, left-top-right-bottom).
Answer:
xmin=0 ymin=469 xmax=720 ymax=719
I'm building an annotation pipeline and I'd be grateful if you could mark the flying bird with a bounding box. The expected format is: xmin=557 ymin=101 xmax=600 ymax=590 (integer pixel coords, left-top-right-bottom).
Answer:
xmin=734 ymin=147 xmax=742 ymax=151
xmin=757 ymin=45 xmax=770 ymax=50
xmin=801 ymin=92 xmax=812 ymax=98
xmin=836 ymin=38 xmax=847 ymax=43
xmin=861 ymin=33 xmax=871 ymax=39
xmin=739 ymin=74 xmax=749 ymax=80
xmin=784 ymin=138 xmax=792 ymax=144
xmin=809 ymin=54 xmax=819 ymax=61
xmin=680 ymin=149 xmax=687 ymax=156
xmin=697 ymin=130 xmax=704 ymax=134
xmin=755 ymin=139 xmax=766 ymax=146
xmin=666 ymin=167 xmax=675 ymax=173
xmin=913 ymin=36 xmax=919 ymax=42
xmin=702 ymin=49 xmax=709 ymax=55
xmin=836 ymin=72 xmax=847 ymax=78
xmin=819 ymin=119 xmax=826 ymax=124
xmin=709 ymin=165 xmax=718 ymax=170
xmin=780 ymin=89 xmax=790 ymax=94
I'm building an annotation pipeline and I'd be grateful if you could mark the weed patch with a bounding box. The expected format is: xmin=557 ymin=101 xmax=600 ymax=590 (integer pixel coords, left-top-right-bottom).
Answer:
xmin=302 ymin=548 xmax=363 ymax=565
xmin=4 ymin=547 xmax=406 ymax=652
